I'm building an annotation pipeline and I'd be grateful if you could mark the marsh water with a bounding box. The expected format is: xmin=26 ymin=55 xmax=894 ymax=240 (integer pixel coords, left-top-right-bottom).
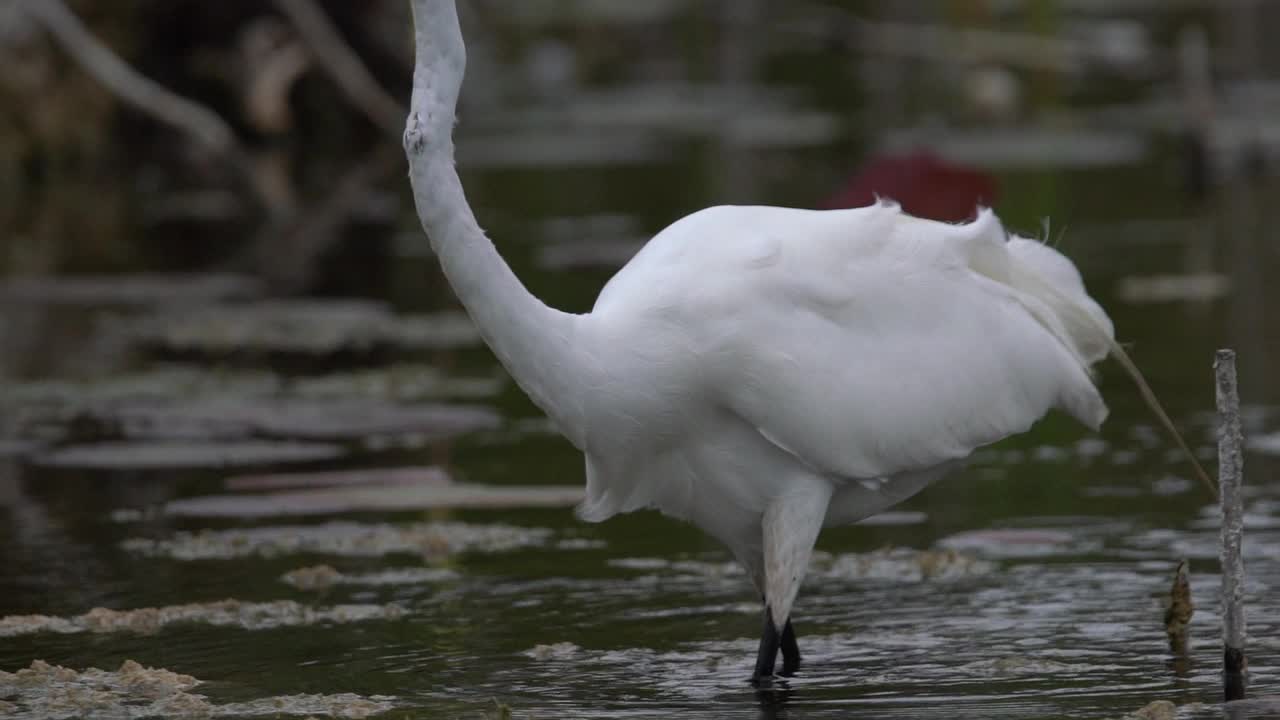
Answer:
xmin=4 ymin=6 xmax=1280 ymax=720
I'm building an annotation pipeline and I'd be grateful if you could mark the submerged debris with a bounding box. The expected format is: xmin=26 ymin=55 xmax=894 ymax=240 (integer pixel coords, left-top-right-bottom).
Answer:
xmin=0 ymin=599 xmax=404 ymax=638
xmin=281 ymin=564 xmax=458 ymax=591
xmin=1163 ymin=560 xmax=1193 ymax=655
xmin=122 ymin=521 xmax=554 ymax=561
xmin=0 ymin=659 xmax=394 ymax=719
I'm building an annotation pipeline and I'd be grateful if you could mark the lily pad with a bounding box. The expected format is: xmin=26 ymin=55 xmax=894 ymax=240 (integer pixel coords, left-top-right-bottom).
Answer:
xmin=32 ymin=440 xmax=345 ymax=470
xmin=162 ymin=480 xmax=584 ymax=518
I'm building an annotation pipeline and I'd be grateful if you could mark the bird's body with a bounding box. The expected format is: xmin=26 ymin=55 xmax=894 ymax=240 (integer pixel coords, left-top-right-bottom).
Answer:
xmin=571 ymin=203 xmax=1111 ymax=622
xmin=403 ymin=0 xmax=1119 ymax=683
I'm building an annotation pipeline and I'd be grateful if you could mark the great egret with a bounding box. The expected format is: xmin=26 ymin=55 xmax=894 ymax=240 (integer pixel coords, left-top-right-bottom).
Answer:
xmin=402 ymin=0 xmax=1208 ymax=683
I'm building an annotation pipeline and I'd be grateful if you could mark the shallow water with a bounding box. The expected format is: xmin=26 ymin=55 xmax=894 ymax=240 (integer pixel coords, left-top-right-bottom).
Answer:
xmin=5 ymin=5 xmax=1280 ymax=719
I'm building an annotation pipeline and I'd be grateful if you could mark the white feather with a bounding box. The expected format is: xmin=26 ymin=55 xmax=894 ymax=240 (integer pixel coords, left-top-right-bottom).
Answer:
xmin=570 ymin=204 xmax=1113 ymax=624
xmin=405 ymin=0 xmax=1118 ymax=674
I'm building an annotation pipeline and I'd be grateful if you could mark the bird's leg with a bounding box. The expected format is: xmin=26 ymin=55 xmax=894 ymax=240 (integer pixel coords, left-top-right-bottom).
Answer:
xmin=755 ymin=476 xmax=831 ymax=682
xmin=752 ymin=605 xmax=781 ymax=684
xmin=779 ymin=618 xmax=801 ymax=676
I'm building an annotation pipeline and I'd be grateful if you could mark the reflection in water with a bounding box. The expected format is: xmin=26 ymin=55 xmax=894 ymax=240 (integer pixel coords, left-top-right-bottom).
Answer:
xmin=753 ymin=679 xmax=794 ymax=720
xmin=3 ymin=2 xmax=1280 ymax=719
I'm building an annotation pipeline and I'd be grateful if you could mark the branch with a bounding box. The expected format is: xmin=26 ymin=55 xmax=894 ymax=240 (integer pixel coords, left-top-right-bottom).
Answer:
xmin=273 ymin=0 xmax=405 ymax=137
xmin=21 ymin=0 xmax=238 ymax=154
xmin=21 ymin=0 xmax=287 ymax=216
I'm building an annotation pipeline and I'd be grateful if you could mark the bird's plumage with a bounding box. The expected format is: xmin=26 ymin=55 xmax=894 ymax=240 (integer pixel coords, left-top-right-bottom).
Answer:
xmin=404 ymin=0 xmax=1116 ymax=679
xmin=577 ymin=203 xmax=1109 ymax=520
xmin=569 ymin=202 xmax=1113 ymax=630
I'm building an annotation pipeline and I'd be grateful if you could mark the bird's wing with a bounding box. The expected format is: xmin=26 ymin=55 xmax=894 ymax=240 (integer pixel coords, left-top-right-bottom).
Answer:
xmin=690 ymin=204 xmax=1111 ymax=481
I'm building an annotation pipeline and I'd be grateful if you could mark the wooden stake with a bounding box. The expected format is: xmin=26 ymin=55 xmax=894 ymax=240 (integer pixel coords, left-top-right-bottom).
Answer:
xmin=1214 ymin=349 xmax=1246 ymax=701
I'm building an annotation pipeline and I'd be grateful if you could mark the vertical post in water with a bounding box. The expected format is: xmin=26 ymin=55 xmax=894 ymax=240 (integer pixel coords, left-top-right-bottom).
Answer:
xmin=1215 ymin=349 xmax=1246 ymax=701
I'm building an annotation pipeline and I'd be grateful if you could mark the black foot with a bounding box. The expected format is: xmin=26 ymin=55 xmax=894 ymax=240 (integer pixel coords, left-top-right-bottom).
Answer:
xmin=780 ymin=619 xmax=801 ymax=676
xmin=751 ymin=606 xmax=780 ymax=684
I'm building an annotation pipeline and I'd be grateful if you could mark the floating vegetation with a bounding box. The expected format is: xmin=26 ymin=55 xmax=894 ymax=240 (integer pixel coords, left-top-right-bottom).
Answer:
xmin=2 ymin=366 xmax=502 ymax=453
xmin=0 ymin=659 xmax=203 ymax=720
xmin=0 ymin=273 xmax=262 ymax=307
xmin=882 ymin=127 xmax=1147 ymax=169
xmin=0 ymin=599 xmax=404 ymax=638
xmin=19 ymin=397 xmax=498 ymax=445
xmin=0 ymin=439 xmax=42 ymax=458
xmin=219 ymin=693 xmax=395 ymax=719
xmin=957 ymin=656 xmax=1108 ymax=676
xmin=122 ymin=522 xmax=555 ymax=561
xmin=130 ymin=300 xmax=479 ymax=359
xmin=290 ymin=365 xmax=503 ymax=402
xmin=855 ymin=511 xmax=928 ymax=526
xmin=523 ymin=642 xmax=581 ymax=661
xmin=813 ymin=547 xmax=996 ymax=582
xmin=226 ymin=466 xmax=451 ymax=491
xmin=938 ymin=528 xmax=1085 ymax=558
xmin=1116 ymin=273 xmax=1231 ymax=303
xmin=32 ymin=440 xmax=346 ymax=470
xmin=537 ymin=238 xmax=646 ymax=271
xmin=1121 ymin=700 xmax=1177 ymax=720
xmin=1249 ymin=431 xmax=1280 ymax=455
xmin=0 ymin=659 xmax=395 ymax=719
xmin=280 ymin=564 xmax=459 ymax=591
xmin=609 ymin=547 xmax=993 ymax=584
xmin=2 ymin=364 xmax=499 ymax=411
xmin=163 ymin=478 xmax=584 ymax=518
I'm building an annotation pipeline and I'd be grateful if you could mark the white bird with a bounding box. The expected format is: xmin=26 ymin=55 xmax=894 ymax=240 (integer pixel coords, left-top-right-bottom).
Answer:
xmin=402 ymin=0 xmax=1204 ymax=683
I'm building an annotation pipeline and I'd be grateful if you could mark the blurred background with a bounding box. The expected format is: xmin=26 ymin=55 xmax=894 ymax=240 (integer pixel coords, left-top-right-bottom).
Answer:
xmin=1 ymin=1 xmax=1279 ymax=719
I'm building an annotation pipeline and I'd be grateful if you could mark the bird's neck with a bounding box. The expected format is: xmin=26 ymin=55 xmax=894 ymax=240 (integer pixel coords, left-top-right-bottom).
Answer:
xmin=405 ymin=0 xmax=592 ymax=448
